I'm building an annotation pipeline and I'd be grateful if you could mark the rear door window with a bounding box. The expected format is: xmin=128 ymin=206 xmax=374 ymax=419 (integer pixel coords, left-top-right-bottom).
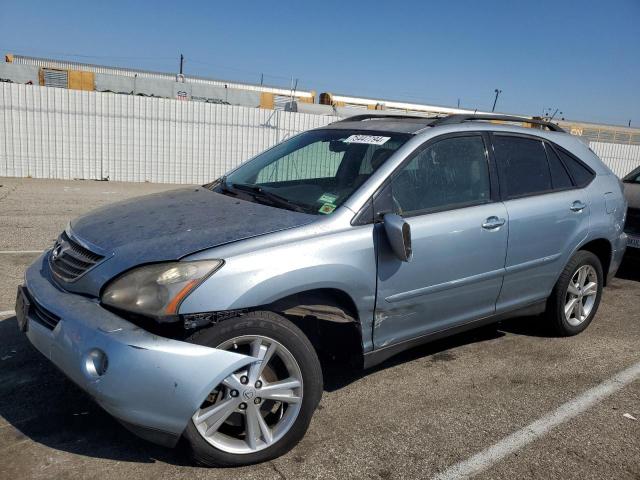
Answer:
xmin=492 ymin=135 xmax=551 ymax=199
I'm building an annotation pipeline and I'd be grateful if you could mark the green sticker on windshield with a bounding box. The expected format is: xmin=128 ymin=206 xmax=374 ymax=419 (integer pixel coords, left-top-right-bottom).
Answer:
xmin=318 ymin=203 xmax=336 ymax=215
xmin=318 ymin=193 xmax=337 ymax=204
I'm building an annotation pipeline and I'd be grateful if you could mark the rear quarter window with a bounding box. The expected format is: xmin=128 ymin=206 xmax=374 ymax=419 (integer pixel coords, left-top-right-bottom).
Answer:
xmin=544 ymin=144 xmax=573 ymax=189
xmin=556 ymin=149 xmax=595 ymax=187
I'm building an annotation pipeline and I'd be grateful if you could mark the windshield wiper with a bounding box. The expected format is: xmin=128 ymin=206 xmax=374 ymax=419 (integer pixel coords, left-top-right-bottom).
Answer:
xmin=218 ymin=176 xmax=233 ymax=192
xmin=225 ymin=182 xmax=309 ymax=213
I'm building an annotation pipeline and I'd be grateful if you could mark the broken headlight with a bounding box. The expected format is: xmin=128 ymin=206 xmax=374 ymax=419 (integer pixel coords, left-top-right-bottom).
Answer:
xmin=102 ymin=260 xmax=223 ymax=320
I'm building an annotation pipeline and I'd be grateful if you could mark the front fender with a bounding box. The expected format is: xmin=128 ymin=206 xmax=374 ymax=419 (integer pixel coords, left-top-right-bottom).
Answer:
xmin=179 ymin=225 xmax=378 ymax=351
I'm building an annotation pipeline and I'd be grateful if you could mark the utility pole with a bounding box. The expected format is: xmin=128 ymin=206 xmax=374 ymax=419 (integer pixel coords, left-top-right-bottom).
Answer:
xmin=492 ymin=89 xmax=502 ymax=112
xmin=290 ymin=78 xmax=298 ymax=103
xmin=179 ymin=54 xmax=184 ymax=75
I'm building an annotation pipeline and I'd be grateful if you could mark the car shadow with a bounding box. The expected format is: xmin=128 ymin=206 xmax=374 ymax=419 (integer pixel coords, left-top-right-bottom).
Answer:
xmin=615 ymin=255 xmax=640 ymax=282
xmin=0 ymin=316 xmax=192 ymax=466
xmin=496 ymin=314 xmax=555 ymax=338
xmin=322 ymin=323 xmax=506 ymax=392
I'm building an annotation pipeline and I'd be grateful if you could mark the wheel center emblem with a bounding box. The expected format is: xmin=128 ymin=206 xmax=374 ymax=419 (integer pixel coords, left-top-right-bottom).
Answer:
xmin=242 ymin=388 xmax=255 ymax=400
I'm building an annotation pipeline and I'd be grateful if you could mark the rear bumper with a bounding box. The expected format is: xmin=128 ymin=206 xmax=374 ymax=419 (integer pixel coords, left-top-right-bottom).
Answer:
xmin=608 ymin=232 xmax=628 ymax=283
xmin=21 ymin=253 xmax=251 ymax=446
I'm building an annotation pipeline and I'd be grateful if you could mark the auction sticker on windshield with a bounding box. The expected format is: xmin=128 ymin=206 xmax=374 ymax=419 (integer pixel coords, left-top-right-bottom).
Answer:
xmin=343 ymin=134 xmax=390 ymax=145
xmin=318 ymin=193 xmax=338 ymax=204
xmin=318 ymin=203 xmax=337 ymax=214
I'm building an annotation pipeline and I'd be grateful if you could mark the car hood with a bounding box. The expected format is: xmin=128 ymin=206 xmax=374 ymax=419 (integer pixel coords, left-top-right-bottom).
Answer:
xmin=62 ymin=187 xmax=316 ymax=295
xmin=624 ymin=182 xmax=640 ymax=209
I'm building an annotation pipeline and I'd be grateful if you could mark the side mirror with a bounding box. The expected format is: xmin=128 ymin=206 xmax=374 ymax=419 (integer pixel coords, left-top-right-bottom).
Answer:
xmin=383 ymin=213 xmax=412 ymax=262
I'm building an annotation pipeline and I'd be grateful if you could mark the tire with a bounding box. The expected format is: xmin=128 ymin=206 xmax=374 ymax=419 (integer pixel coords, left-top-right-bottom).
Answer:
xmin=183 ymin=311 xmax=323 ymax=467
xmin=546 ymin=250 xmax=603 ymax=336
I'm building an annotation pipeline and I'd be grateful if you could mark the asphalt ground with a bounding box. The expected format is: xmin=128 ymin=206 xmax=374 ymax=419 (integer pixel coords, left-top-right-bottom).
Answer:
xmin=0 ymin=177 xmax=638 ymax=480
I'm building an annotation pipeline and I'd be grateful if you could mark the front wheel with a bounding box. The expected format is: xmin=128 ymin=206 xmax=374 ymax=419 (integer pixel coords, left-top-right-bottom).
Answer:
xmin=183 ymin=311 xmax=323 ymax=467
xmin=546 ymin=250 xmax=603 ymax=336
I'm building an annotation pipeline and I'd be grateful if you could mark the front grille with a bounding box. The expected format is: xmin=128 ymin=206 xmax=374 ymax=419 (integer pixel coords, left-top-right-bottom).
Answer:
xmin=22 ymin=289 xmax=61 ymax=330
xmin=49 ymin=232 xmax=104 ymax=282
xmin=625 ymin=208 xmax=640 ymax=235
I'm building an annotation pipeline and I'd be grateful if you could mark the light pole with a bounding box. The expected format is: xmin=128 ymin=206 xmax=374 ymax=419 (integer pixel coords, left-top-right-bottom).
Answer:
xmin=492 ymin=89 xmax=502 ymax=112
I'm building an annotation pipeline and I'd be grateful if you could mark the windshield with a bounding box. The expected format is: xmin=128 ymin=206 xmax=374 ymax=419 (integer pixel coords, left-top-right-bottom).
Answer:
xmin=216 ymin=129 xmax=411 ymax=214
xmin=623 ymin=167 xmax=640 ymax=184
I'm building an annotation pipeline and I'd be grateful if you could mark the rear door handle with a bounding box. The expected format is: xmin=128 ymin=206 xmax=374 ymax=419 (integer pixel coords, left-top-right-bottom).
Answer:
xmin=482 ymin=216 xmax=506 ymax=230
xmin=570 ymin=201 xmax=587 ymax=212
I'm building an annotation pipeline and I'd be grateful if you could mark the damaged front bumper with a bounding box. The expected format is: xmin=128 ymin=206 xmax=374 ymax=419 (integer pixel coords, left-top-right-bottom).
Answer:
xmin=20 ymin=253 xmax=252 ymax=447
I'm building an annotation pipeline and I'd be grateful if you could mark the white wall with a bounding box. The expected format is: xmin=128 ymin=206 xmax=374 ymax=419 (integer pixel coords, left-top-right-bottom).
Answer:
xmin=0 ymin=83 xmax=337 ymax=183
xmin=589 ymin=141 xmax=640 ymax=178
xmin=1 ymin=82 xmax=639 ymax=184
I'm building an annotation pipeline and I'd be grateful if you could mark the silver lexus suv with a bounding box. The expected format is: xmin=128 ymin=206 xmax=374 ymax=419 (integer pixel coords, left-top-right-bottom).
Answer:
xmin=17 ymin=114 xmax=627 ymax=466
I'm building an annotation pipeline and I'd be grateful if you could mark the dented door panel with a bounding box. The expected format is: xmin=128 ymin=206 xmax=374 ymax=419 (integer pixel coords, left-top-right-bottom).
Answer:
xmin=373 ymin=203 xmax=508 ymax=348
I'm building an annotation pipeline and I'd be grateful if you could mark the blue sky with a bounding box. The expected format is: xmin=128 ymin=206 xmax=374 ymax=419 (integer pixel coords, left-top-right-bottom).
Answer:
xmin=1 ymin=0 xmax=638 ymax=126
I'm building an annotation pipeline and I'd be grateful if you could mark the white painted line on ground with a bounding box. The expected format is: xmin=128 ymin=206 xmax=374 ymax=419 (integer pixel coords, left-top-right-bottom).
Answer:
xmin=0 ymin=310 xmax=16 ymax=318
xmin=433 ymin=360 xmax=640 ymax=480
xmin=0 ymin=250 xmax=43 ymax=254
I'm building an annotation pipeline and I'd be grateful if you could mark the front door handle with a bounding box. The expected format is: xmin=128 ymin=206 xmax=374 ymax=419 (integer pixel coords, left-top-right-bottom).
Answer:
xmin=570 ymin=201 xmax=587 ymax=212
xmin=482 ymin=216 xmax=506 ymax=230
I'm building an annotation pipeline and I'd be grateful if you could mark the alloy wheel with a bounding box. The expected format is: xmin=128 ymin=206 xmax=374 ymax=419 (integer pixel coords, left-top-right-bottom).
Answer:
xmin=192 ymin=335 xmax=303 ymax=454
xmin=564 ymin=264 xmax=598 ymax=327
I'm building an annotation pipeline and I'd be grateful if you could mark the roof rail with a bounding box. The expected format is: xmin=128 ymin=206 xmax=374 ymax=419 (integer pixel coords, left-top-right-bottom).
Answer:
xmin=430 ymin=114 xmax=565 ymax=132
xmin=336 ymin=113 xmax=435 ymax=123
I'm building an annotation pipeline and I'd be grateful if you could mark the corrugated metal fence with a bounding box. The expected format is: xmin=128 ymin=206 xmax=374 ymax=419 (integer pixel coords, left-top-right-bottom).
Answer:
xmin=0 ymin=83 xmax=337 ymax=183
xmin=1 ymin=82 xmax=639 ymax=183
xmin=588 ymin=142 xmax=640 ymax=178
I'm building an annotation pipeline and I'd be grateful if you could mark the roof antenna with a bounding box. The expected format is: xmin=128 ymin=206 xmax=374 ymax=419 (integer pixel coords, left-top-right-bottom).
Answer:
xmin=492 ymin=89 xmax=502 ymax=112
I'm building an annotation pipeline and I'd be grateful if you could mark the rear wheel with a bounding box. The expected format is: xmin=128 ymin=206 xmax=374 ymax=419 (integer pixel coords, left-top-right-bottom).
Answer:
xmin=546 ymin=250 xmax=603 ymax=336
xmin=183 ymin=311 xmax=322 ymax=467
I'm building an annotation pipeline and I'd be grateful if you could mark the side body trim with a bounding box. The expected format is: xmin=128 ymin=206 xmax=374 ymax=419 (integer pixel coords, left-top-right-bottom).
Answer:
xmin=384 ymin=267 xmax=505 ymax=303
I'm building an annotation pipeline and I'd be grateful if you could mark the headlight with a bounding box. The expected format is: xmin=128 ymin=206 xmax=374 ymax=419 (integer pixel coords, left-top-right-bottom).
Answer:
xmin=102 ymin=260 xmax=223 ymax=319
